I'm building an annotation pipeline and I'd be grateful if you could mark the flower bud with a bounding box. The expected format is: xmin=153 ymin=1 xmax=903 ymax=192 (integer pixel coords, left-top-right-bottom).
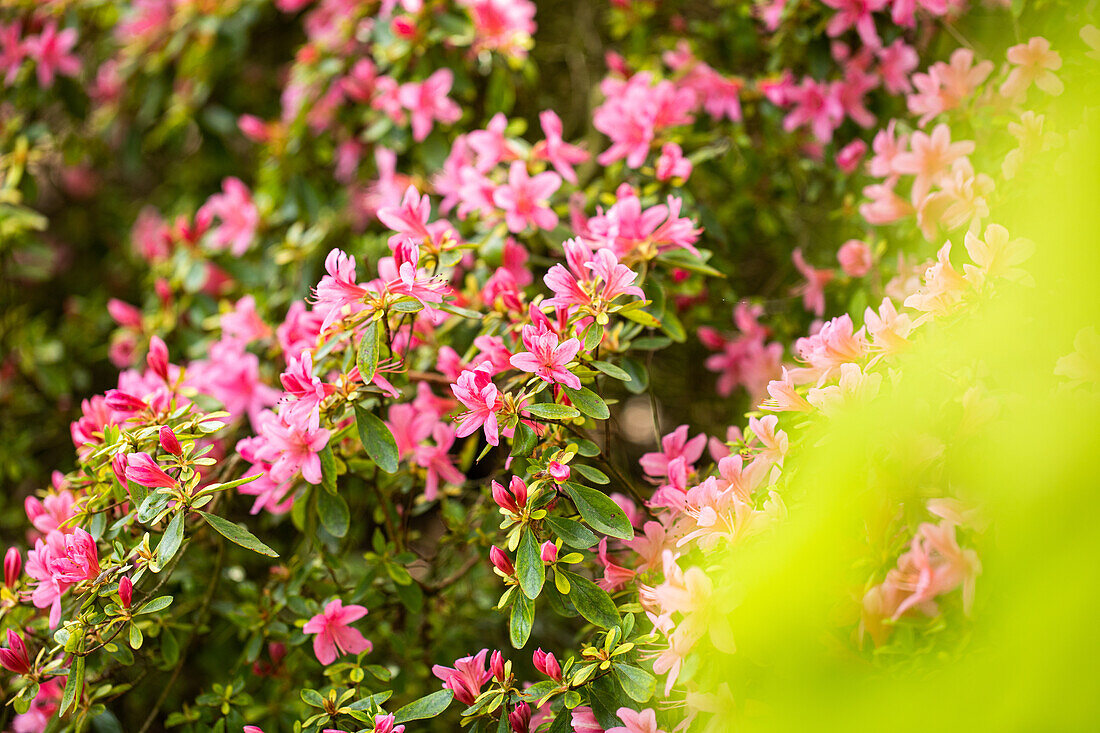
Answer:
xmin=104 ymin=389 xmax=148 ymax=413
xmin=4 ymin=547 xmax=21 ymax=588
xmin=373 ymin=713 xmax=405 ymax=733
xmin=547 ymin=461 xmax=570 ymax=483
xmin=0 ymin=630 xmax=31 ymax=676
xmin=490 ymin=650 xmax=506 ymax=682
xmin=147 ymin=335 xmax=170 ymax=381
xmin=107 ymin=299 xmax=143 ymax=328
xmin=125 ymin=452 xmax=177 ymax=489
xmin=159 ymin=426 xmax=182 ymax=456
xmin=540 ymin=541 xmax=558 ymax=564
xmin=533 ymin=648 xmax=562 ymax=681
xmin=118 ymin=576 xmax=133 ymax=609
xmin=508 ymin=702 xmax=532 ymax=733
xmin=489 ymin=546 xmax=515 ymax=577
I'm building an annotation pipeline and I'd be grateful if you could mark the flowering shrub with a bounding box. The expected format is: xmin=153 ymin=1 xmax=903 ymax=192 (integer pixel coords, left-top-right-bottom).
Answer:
xmin=2 ymin=0 xmax=1098 ymax=732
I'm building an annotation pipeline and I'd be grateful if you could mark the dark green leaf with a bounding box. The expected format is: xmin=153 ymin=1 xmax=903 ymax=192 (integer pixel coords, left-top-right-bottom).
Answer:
xmin=562 ymin=386 xmax=610 ymax=420
xmin=60 ymin=654 xmax=84 ymax=715
xmin=523 ymin=403 xmax=580 ymax=421
xmin=394 ymin=689 xmax=453 ymax=723
xmin=510 ymin=592 xmax=535 ymax=649
xmin=558 ymin=569 xmax=619 ymax=628
xmin=562 ymin=484 xmax=633 ymax=540
xmin=587 ymin=674 xmax=629 ymax=729
xmin=572 ymin=464 xmax=610 ymax=485
xmin=317 ymin=489 xmax=350 ymax=538
xmin=356 ymin=319 xmax=379 ymax=384
xmin=157 ymin=512 xmax=184 ymax=566
xmin=510 ymin=421 xmax=537 ymax=457
xmin=355 ymin=405 xmax=399 ymax=474
xmin=136 ymin=595 xmax=173 ymax=615
xmin=318 ymin=445 xmax=338 ymax=494
xmin=544 ymin=516 xmax=599 ymax=549
xmin=516 ymin=529 xmax=545 ymax=600
xmin=198 ymin=511 xmax=279 ymax=557
xmin=614 ymin=663 xmax=656 ymax=703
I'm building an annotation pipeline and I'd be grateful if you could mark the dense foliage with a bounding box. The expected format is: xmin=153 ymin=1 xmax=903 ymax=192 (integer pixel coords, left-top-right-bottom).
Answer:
xmin=1 ymin=0 xmax=1097 ymax=731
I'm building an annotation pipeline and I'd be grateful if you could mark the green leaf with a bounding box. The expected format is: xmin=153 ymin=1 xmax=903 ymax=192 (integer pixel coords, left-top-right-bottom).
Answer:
xmin=60 ymin=654 xmax=84 ymax=715
xmin=614 ymin=663 xmax=656 ymax=703
xmin=619 ymin=358 xmax=650 ymax=395
xmin=572 ymin=464 xmax=610 ymax=485
xmin=544 ymin=516 xmax=599 ymax=549
xmin=390 ymin=297 xmax=424 ymax=313
xmin=356 ymin=319 xmax=379 ymax=384
xmin=523 ymin=403 xmax=581 ymax=421
xmin=510 ymin=421 xmax=537 ymax=458
xmin=587 ymin=674 xmax=629 ymax=729
xmin=659 ymin=309 xmax=687 ymax=343
xmin=128 ymin=623 xmax=143 ymax=650
xmin=157 ymin=512 xmax=184 ymax=566
xmin=317 ymin=489 xmax=350 ymax=538
xmin=656 ymin=249 xmax=726 ymax=278
xmin=562 ymin=386 xmax=610 ymax=420
xmin=516 ymin=528 xmax=545 ymax=600
xmin=318 ymin=445 xmax=338 ymax=494
xmin=136 ymin=595 xmax=174 ymax=615
xmin=591 ymin=360 xmax=632 ymax=381
xmin=300 ymin=689 xmax=325 ymax=708
xmin=562 ymin=484 xmax=634 ymax=540
xmin=619 ymin=308 xmax=661 ymax=329
xmin=394 ymin=689 xmax=454 ymax=723
xmin=355 ymin=405 xmax=399 ymax=474
xmin=558 ymin=569 xmax=619 ymax=629
xmin=197 ymin=511 xmax=279 ymax=557
xmin=510 ymin=591 xmax=535 ymax=649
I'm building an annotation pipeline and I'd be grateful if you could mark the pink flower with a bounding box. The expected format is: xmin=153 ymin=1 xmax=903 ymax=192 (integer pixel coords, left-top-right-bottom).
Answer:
xmin=1 ymin=22 xmax=26 ymax=86
xmin=821 ymin=0 xmax=889 ymax=48
xmin=572 ymin=707 xmax=605 ymax=733
xmin=432 ymin=648 xmax=493 ymax=705
xmin=258 ymin=411 xmax=331 ymax=485
xmin=313 ymin=249 xmax=370 ymax=333
xmin=791 ymin=248 xmax=834 ymax=316
xmin=892 ymin=123 xmax=975 ymax=204
xmin=125 ymin=452 xmax=177 ymax=488
xmin=585 ymin=188 xmax=700 ymax=259
xmin=451 ymin=364 xmax=502 ymax=445
xmin=607 ymin=707 xmax=664 ymax=733
xmin=533 ymin=648 xmax=562 ymax=680
xmin=655 ymin=143 xmax=692 ymax=182
xmin=594 ymin=73 xmax=695 ymax=168
xmin=1001 ymin=36 xmax=1063 ymax=98
xmin=837 ymin=239 xmax=873 ymax=276
xmin=539 ymin=541 xmax=559 ymax=563
xmin=459 ymin=0 xmax=536 ymax=59
xmin=533 ymin=110 xmax=589 ymax=184
xmin=118 ymin=575 xmax=133 ymax=608
xmin=509 ymin=325 xmax=582 ymax=389
xmin=4 ymin=547 xmax=20 ymax=587
xmin=547 ymin=461 xmax=570 ymax=482
xmin=493 ymin=161 xmax=561 ymax=233
xmin=23 ymin=22 xmax=80 ymax=89
xmin=640 ymin=425 xmax=706 ymax=478
xmin=373 ymin=713 xmax=405 ymax=733
xmin=492 ymin=476 xmax=528 ymax=514
xmin=398 ymin=69 xmax=462 ymax=141
xmin=467 ymin=113 xmax=519 ymax=171
xmin=377 ymin=185 xmax=434 ymax=247
xmin=783 ymin=78 xmax=844 ymax=143
xmin=199 ymin=178 xmax=259 ymax=256
xmin=25 ymin=490 xmax=77 ymax=535
xmin=279 ymin=350 xmax=331 ymax=430
xmin=303 ymin=599 xmax=372 ymax=665
xmin=877 ymin=39 xmax=918 ymax=94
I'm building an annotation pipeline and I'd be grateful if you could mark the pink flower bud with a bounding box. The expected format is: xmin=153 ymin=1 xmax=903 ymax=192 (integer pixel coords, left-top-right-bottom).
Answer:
xmin=4 ymin=547 xmax=21 ymax=587
xmin=155 ymin=278 xmax=173 ymax=307
xmin=104 ymin=389 xmax=148 ymax=413
xmin=490 ymin=650 xmax=506 ymax=682
xmin=547 ymin=461 xmax=570 ymax=483
xmin=489 ymin=546 xmax=515 ymax=577
xmin=533 ymin=648 xmax=562 ymax=681
xmin=508 ymin=702 xmax=532 ymax=733
xmin=118 ymin=576 xmax=133 ymax=608
xmin=836 ymin=139 xmax=868 ymax=174
xmin=243 ymin=727 xmax=265 ymax=733
xmin=540 ymin=541 xmax=558 ymax=564
xmin=491 ymin=476 xmax=529 ymax=515
xmin=111 ymin=453 xmax=129 ymax=487
xmin=373 ymin=713 xmax=405 ymax=733
xmin=0 ymin=630 xmax=31 ymax=676
xmin=837 ymin=239 xmax=873 ymax=277
xmin=159 ymin=426 xmax=182 ymax=456
xmin=147 ymin=335 xmax=169 ymax=381
xmin=107 ymin=298 xmax=143 ymax=328
xmin=391 ymin=15 xmax=417 ymax=38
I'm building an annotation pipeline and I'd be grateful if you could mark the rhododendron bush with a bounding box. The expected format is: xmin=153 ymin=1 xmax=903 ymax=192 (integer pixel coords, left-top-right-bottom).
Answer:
xmin=2 ymin=0 xmax=1099 ymax=731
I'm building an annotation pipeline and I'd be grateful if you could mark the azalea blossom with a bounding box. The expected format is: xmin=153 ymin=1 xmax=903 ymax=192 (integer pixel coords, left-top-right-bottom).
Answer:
xmin=23 ymin=22 xmax=80 ymax=89
xmin=493 ymin=161 xmax=561 ymax=233
xmin=198 ymin=177 xmax=259 ymax=256
xmin=509 ymin=324 xmax=582 ymax=388
xmin=303 ymin=599 xmax=372 ymax=665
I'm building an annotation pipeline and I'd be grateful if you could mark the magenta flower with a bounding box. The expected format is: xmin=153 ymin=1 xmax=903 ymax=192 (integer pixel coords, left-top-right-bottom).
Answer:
xmin=655 ymin=143 xmax=692 ymax=182
xmin=1 ymin=22 xmax=26 ymax=86
xmin=303 ymin=599 xmax=372 ymax=665
xmin=199 ymin=177 xmax=259 ymax=256
xmin=377 ymin=185 xmax=434 ymax=247
xmin=493 ymin=161 xmax=561 ymax=233
xmin=258 ymin=410 xmax=330 ymax=485
xmin=313 ymin=248 xmax=370 ymax=333
xmin=431 ymin=648 xmax=493 ymax=705
xmin=509 ymin=325 xmax=582 ymax=389
xmin=532 ymin=648 xmax=562 ymax=681
xmin=373 ymin=713 xmax=406 ymax=733
xmin=4 ymin=547 xmax=20 ymax=587
xmin=48 ymin=529 xmax=100 ymax=585
xmin=125 ymin=452 xmax=177 ymax=488
xmin=23 ymin=22 xmax=80 ymax=89
xmin=821 ymin=0 xmax=888 ymax=48
xmin=398 ymin=69 xmax=462 ymax=141
xmin=782 ymin=78 xmax=844 ymax=143
xmin=450 ymin=364 xmax=502 ymax=446
xmin=159 ymin=426 xmax=182 ymax=456
xmin=607 ymin=707 xmax=665 ymax=733
xmin=491 ymin=476 xmax=528 ymax=515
